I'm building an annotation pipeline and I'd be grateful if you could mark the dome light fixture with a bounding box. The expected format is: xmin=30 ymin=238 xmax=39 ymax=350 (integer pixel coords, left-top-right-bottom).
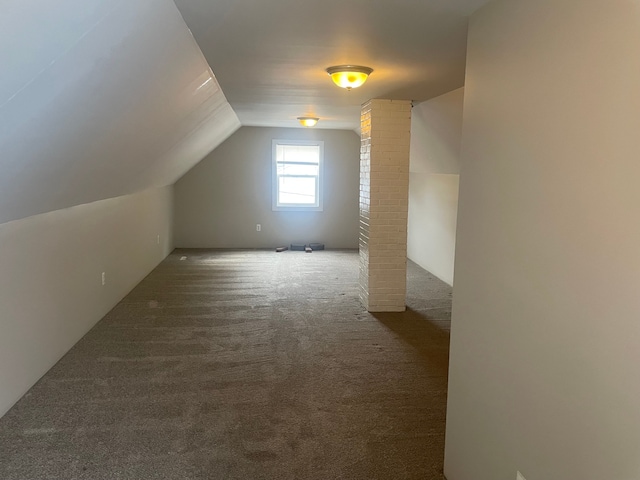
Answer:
xmin=297 ymin=116 xmax=319 ymax=127
xmin=326 ymin=65 xmax=373 ymax=90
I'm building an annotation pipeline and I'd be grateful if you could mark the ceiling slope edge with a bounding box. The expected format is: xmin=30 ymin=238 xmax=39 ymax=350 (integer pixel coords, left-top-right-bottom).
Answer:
xmin=0 ymin=0 xmax=240 ymax=225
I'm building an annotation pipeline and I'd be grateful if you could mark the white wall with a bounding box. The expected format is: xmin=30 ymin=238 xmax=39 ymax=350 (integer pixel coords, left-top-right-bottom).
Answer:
xmin=0 ymin=186 xmax=174 ymax=417
xmin=445 ymin=1 xmax=640 ymax=480
xmin=408 ymin=88 xmax=463 ymax=285
xmin=174 ymin=127 xmax=360 ymax=248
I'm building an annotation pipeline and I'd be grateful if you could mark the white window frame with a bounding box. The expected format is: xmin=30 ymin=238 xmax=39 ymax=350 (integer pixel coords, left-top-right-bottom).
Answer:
xmin=272 ymin=139 xmax=324 ymax=211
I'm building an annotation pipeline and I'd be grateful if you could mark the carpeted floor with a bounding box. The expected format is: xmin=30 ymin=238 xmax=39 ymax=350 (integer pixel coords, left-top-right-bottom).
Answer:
xmin=0 ymin=249 xmax=452 ymax=480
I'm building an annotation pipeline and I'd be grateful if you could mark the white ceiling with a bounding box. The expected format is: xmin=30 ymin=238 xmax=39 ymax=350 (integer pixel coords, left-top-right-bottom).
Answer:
xmin=0 ymin=0 xmax=239 ymax=224
xmin=0 ymin=0 xmax=492 ymax=225
xmin=173 ymin=0 xmax=493 ymax=131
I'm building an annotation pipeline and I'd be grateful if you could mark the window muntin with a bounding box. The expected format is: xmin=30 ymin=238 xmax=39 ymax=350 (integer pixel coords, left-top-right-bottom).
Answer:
xmin=272 ymin=140 xmax=323 ymax=211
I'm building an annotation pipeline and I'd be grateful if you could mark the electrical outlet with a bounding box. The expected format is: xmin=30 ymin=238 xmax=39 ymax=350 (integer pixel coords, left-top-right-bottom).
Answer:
xmin=157 ymin=234 xmax=160 ymax=245
xmin=256 ymin=224 xmax=261 ymax=232
xmin=101 ymin=272 xmax=106 ymax=286
xmin=517 ymin=471 xmax=527 ymax=480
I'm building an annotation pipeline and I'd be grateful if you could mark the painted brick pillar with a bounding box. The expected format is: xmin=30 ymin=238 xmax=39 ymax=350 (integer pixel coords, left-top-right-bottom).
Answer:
xmin=359 ymin=99 xmax=411 ymax=312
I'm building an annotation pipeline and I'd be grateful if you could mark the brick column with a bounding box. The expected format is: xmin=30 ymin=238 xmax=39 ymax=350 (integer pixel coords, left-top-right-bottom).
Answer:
xmin=359 ymin=99 xmax=411 ymax=312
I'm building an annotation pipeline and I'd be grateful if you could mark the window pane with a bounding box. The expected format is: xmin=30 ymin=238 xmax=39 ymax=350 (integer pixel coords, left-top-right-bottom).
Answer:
xmin=277 ymin=144 xmax=320 ymax=164
xmin=277 ymin=163 xmax=318 ymax=175
xmin=272 ymin=140 xmax=323 ymax=211
xmin=279 ymin=176 xmax=317 ymax=205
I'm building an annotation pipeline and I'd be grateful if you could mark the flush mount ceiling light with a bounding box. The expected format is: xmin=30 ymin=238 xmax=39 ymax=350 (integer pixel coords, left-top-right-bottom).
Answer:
xmin=297 ymin=117 xmax=319 ymax=127
xmin=326 ymin=65 xmax=373 ymax=90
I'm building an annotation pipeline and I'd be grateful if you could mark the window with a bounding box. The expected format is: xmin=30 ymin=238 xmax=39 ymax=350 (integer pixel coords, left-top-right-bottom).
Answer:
xmin=272 ymin=140 xmax=323 ymax=211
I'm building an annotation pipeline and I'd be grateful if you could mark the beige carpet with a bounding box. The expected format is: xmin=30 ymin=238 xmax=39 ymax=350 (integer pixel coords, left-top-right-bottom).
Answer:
xmin=0 ymin=249 xmax=452 ymax=479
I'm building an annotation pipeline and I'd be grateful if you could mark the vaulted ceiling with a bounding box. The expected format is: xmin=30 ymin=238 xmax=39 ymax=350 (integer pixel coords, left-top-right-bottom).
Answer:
xmin=0 ymin=0 xmax=239 ymax=224
xmin=0 ymin=0 xmax=491 ymax=225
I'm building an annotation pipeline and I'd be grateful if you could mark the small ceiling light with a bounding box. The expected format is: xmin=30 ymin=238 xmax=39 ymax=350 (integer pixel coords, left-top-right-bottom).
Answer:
xmin=326 ymin=65 xmax=373 ymax=90
xmin=297 ymin=117 xmax=319 ymax=127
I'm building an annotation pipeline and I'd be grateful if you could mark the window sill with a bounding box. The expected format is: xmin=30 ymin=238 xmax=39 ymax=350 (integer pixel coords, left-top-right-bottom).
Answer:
xmin=272 ymin=205 xmax=323 ymax=212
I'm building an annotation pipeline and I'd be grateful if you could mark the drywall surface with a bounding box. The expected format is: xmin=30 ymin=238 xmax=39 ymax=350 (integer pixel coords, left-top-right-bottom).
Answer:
xmin=445 ymin=1 xmax=640 ymax=479
xmin=408 ymin=174 xmax=459 ymax=286
xmin=407 ymin=88 xmax=463 ymax=285
xmin=0 ymin=186 xmax=174 ymax=417
xmin=410 ymin=88 xmax=463 ymax=175
xmin=175 ymin=127 xmax=360 ymax=248
xmin=0 ymin=0 xmax=239 ymax=224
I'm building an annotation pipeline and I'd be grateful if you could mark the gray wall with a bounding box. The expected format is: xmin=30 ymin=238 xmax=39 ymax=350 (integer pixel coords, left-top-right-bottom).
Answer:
xmin=174 ymin=127 xmax=360 ymax=248
xmin=0 ymin=186 xmax=174 ymax=417
xmin=445 ymin=1 xmax=640 ymax=479
xmin=408 ymin=88 xmax=463 ymax=285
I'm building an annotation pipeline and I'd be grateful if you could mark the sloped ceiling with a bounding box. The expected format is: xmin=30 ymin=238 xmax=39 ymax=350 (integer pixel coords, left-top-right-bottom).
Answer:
xmin=0 ymin=0 xmax=240 ymax=224
xmin=0 ymin=0 xmax=496 ymax=224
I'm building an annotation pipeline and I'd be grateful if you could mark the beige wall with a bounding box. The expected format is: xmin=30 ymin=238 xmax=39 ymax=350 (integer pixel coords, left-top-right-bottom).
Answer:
xmin=408 ymin=88 xmax=463 ymax=285
xmin=174 ymin=127 xmax=360 ymax=248
xmin=445 ymin=1 xmax=640 ymax=479
xmin=0 ymin=186 xmax=174 ymax=417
